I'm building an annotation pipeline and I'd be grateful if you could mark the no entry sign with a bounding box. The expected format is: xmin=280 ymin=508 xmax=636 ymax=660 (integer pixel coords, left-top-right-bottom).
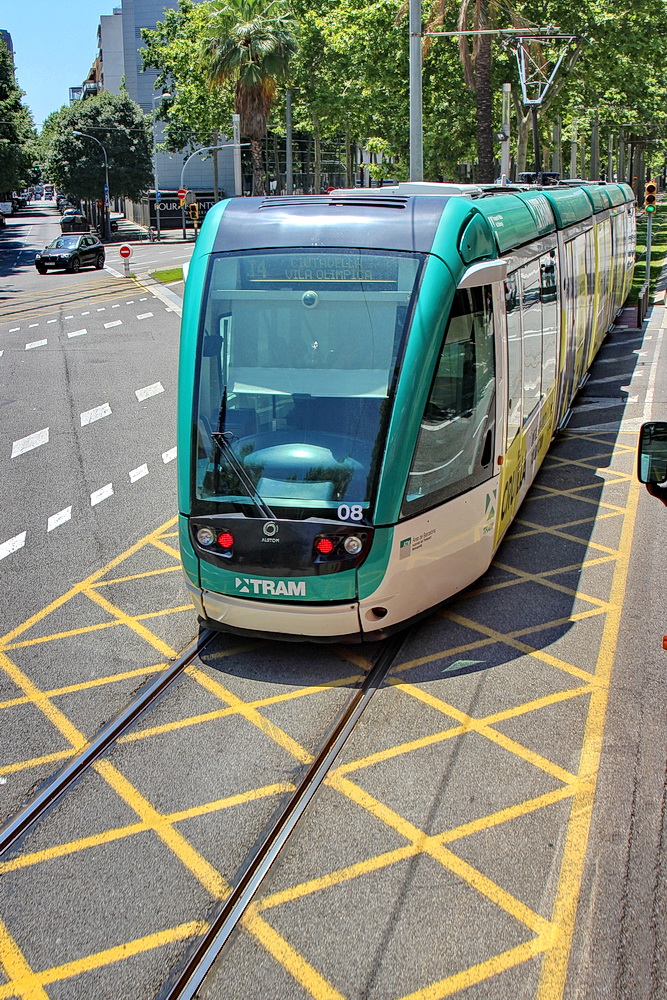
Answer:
xmin=119 ymin=245 xmax=132 ymax=259
xmin=177 ymin=188 xmax=187 ymax=200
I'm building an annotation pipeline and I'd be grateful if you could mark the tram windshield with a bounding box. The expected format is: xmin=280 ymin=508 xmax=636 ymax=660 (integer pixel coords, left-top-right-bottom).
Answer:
xmin=194 ymin=248 xmax=423 ymax=516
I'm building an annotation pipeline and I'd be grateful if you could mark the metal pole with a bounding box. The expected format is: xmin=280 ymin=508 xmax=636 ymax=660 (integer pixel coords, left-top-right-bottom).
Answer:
xmin=646 ymin=211 xmax=653 ymax=284
xmin=531 ymin=106 xmax=541 ymax=178
xmin=153 ymin=115 xmax=161 ymax=242
xmin=552 ymin=117 xmax=561 ymax=175
xmin=73 ymin=131 xmax=110 ymax=241
xmin=570 ymin=123 xmax=578 ymax=179
xmin=590 ymin=108 xmax=599 ymax=180
xmin=501 ymin=83 xmax=511 ymax=179
xmin=233 ymin=114 xmax=243 ymax=196
xmin=409 ymin=0 xmax=423 ymax=181
xmin=286 ymin=91 xmax=293 ymax=195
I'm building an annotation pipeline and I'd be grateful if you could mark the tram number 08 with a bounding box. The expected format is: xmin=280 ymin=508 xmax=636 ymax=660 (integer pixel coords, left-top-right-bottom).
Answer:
xmin=337 ymin=504 xmax=364 ymax=522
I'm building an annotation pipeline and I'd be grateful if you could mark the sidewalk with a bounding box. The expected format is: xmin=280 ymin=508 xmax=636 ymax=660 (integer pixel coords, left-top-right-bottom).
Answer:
xmin=105 ymin=217 xmax=194 ymax=246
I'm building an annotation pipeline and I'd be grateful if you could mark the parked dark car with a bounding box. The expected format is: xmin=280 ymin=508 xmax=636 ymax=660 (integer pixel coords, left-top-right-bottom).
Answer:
xmin=60 ymin=211 xmax=91 ymax=233
xmin=35 ymin=234 xmax=105 ymax=274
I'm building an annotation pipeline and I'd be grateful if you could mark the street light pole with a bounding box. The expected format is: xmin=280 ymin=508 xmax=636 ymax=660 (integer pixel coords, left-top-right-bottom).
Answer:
xmin=73 ymin=130 xmax=110 ymax=241
xmin=152 ymin=91 xmax=171 ymax=242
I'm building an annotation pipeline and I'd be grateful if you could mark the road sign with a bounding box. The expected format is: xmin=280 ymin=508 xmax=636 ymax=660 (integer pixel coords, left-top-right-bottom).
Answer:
xmin=155 ymin=190 xmax=162 ymax=202
xmin=177 ymin=188 xmax=187 ymax=200
xmin=119 ymin=244 xmax=132 ymax=259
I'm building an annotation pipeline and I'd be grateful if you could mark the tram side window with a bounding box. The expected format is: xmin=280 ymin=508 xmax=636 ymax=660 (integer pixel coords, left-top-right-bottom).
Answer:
xmin=402 ymin=285 xmax=495 ymax=515
xmin=540 ymin=251 xmax=558 ymax=396
xmin=505 ymin=274 xmax=522 ymax=445
xmin=521 ymin=260 xmax=542 ymax=424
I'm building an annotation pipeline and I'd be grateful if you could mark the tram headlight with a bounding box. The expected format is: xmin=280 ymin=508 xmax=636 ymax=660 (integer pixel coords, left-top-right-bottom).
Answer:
xmin=343 ymin=535 xmax=364 ymax=555
xmin=196 ymin=526 xmax=217 ymax=547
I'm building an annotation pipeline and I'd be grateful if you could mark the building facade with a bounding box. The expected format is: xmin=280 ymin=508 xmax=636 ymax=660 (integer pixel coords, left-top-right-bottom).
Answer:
xmin=119 ymin=0 xmax=236 ymax=195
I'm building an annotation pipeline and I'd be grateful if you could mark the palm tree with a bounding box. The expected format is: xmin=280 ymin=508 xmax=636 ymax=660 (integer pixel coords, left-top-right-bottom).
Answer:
xmin=203 ymin=0 xmax=297 ymax=195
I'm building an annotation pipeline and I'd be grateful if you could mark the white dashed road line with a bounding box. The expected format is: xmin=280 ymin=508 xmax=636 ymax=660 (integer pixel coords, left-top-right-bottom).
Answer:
xmin=11 ymin=428 xmax=49 ymax=457
xmin=137 ymin=312 xmax=153 ymax=320
xmin=104 ymin=320 xmax=122 ymax=329
xmin=0 ymin=532 xmax=26 ymax=561
xmin=25 ymin=339 xmax=47 ymax=350
xmin=80 ymin=403 xmax=112 ymax=426
xmin=67 ymin=328 xmax=87 ymax=338
xmin=136 ymin=382 xmax=164 ymax=401
xmin=129 ymin=464 xmax=149 ymax=483
xmin=47 ymin=507 xmax=72 ymax=532
xmin=1 ymin=445 xmax=178 ymax=559
xmin=91 ymin=483 xmax=114 ymax=506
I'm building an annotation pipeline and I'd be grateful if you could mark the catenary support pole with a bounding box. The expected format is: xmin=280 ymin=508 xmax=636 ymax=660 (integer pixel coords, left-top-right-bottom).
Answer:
xmin=409 ymin=0 xmax=423 ymax=181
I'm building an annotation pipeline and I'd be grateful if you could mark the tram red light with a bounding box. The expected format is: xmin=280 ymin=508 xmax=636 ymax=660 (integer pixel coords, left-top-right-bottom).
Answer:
xmin=315 ymin=537 xmax=335 ymax=555
xmin=217 ymin=531 xmax=234 ymax=549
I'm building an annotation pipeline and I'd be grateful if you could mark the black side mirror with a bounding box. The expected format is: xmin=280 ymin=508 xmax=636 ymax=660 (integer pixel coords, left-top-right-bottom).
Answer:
xmin=637 ymin=421 xmax=667 ymax=483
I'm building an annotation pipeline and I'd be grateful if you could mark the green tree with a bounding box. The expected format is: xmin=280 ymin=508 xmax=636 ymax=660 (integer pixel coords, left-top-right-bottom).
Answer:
xmin=0 ymin=39 xmax=36 ymax=192
xmin=44 ymin=91 xmax=153 ymax=203
xmin=202 ymin=0 xmax=297 ymax=195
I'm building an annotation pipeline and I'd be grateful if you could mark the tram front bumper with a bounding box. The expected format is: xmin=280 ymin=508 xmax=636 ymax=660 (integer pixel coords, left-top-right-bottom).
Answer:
xmin=185 ymin=579 xmax=363 ymax=642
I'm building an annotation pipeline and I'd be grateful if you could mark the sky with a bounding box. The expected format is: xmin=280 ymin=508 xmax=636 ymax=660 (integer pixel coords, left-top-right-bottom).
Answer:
xmin=4 ymin=0 xmax=117 ymax=129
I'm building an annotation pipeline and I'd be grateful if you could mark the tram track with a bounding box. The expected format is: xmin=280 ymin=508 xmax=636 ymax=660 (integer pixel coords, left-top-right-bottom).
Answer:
xmin=0 ymin=629 xmax=216 ymax=859
xmin=0 ymin=621 xmax=408 ymax=1000
xmin=159 ymin=630 xmax=408 ymax=1000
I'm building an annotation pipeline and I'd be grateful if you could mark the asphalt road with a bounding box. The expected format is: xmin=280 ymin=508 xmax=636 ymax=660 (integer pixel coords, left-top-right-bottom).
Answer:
xmin=0 ymin=202 xmax=666 ymax=1000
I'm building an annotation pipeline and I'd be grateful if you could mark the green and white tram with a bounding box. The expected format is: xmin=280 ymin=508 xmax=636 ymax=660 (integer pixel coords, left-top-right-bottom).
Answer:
xmin=177 ymin=180 xmax=635 ymax=641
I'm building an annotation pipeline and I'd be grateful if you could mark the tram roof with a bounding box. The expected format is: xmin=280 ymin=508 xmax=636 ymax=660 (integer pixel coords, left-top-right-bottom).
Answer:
xmin=210 ymin=193 xmax=457 ymax=254
xmin=205 ymin=181 xmax=634 ymax=260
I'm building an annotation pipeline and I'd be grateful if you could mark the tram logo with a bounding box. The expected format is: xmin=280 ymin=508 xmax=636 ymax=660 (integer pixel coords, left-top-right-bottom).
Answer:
xmin=235 ymin=577 xmax=306 ymax=598
xmin=263 ymin=521 xmax=278 ymax=537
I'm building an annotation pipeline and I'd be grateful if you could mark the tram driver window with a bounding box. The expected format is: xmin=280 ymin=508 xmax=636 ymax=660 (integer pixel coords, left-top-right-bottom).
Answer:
xmin=402 ymin=285 xmax=495 ymax=516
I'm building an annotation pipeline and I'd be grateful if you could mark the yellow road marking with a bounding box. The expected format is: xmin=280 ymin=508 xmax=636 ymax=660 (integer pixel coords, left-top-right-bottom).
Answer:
xmin=121 ymin=672 xmax=364 ymax=744
xmin=243 ymin=910 xmax=347 ymax=1000
xmin=84 ymin=588 xmax=177 ymax=658
xmin=0 ymin=784 xmax=293 ymax=875
xmin=0 ymin=516 xmax=178 ymax=648
xmin=94 ymin=760 xmax=229 ymax=899
xmin=91 ymin=564 xmax=182 ymax=587
xmin=0 ymin=914 xmax=51 ymax=999
xmin=397 ymin=937 xmax=548 ymax=1000
xmin=0 ymin=922 xmax=205 ymax=998
xmin=536 ymin=475 xmax=642 ymax=998
xmin=326 ymin=773 xmax=550 ymax=936
xmin=0 ymin=651 xmax=85 ymax=751
xmin=185 ymin=664 xmax=314 ymax=765
xmin=0 ymin=662 xmax=165 ymax=709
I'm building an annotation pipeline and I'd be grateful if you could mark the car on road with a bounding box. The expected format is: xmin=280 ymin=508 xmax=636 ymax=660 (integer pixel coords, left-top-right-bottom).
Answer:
xmin=35 ymin=234 xmax=106 ymax=274
xmin=60 ymin=211 xmax=91 ymax=233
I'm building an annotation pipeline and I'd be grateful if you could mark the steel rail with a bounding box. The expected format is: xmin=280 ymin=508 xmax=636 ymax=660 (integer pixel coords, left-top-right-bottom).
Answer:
xmin=0 ymin=629 xmax=215 ymax=858
xmin=160 ymin=630 xmax=408 ymax=1000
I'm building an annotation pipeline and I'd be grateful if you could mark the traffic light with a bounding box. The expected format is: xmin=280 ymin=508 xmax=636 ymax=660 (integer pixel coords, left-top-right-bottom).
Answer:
xmin=645 ymin=180 xmax=658 ymax=213
xmin=189 ymin=202 xmax=199 ymax=220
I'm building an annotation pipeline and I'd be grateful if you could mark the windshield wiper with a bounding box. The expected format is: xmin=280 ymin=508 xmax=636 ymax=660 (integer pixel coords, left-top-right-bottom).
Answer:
xmin=210 ymin=388 xmax=275 ymax=519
